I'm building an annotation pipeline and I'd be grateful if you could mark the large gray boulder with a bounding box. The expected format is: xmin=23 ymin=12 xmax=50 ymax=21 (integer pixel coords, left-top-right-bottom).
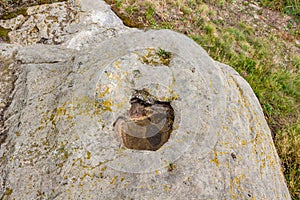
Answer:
xmin=0 ymin=1 xmax=291 ymax=199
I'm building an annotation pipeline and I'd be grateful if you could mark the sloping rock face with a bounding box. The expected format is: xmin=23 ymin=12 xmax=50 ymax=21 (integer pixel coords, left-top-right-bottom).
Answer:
xmin=0 ymin=1 xmax=291 ymax=200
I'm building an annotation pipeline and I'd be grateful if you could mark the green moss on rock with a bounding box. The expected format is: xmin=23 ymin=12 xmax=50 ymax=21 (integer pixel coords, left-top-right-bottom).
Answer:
xmin=0 ymin=26 xmax=11 ymax=42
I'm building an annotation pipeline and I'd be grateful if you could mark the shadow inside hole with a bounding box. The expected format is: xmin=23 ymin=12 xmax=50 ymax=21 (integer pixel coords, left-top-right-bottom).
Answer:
xmin=114 ymin=90 xmax=175 ymax=151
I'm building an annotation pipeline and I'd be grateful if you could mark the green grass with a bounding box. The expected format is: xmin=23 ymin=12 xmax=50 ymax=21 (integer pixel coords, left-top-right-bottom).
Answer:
xmin=0 ymin=7 xmax=27 ymax=20
xmin=104 ymin=0 xmax=299 ymax=198
xmin=259 ymin=0 xmax=300 ymax=16
xmin=0 ymin=26 xmax=11 ymax=42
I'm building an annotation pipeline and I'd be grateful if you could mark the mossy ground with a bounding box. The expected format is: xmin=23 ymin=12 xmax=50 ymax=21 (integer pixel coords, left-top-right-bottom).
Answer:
xmin=0 ymin=26 xmax=10 ymax=42
xmin=105 ymin=0 xmax=299 ymax=198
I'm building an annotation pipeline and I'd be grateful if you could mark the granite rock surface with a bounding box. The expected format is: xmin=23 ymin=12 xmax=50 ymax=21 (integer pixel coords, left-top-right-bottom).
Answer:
xmin=0 ymin=1 xmax=291 ymax=199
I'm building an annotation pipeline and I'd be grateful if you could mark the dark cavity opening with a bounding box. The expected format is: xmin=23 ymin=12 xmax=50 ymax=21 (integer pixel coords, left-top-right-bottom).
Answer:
xmin=114 ymin=90 xmax=175 ymax=151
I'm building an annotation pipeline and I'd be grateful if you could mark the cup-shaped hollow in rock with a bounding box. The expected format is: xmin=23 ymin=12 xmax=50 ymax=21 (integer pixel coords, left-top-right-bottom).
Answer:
xmin=114 ymin=91 xmax=175 ymax=151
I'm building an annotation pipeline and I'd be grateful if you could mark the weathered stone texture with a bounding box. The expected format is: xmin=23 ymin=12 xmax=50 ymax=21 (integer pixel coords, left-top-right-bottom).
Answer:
xmin=0 ymin=1 xmax=291 ymax=199
xmin=0 ymin=29 xmax=291 ymax=199
xmin=0 ymin=0 xmax=132 ymax=47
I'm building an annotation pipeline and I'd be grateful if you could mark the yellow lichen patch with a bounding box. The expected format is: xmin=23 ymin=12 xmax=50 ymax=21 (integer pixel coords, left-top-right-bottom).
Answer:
xmin=4 ymin=187 xmax=13 ymax=195
xmin=105 ymin=72 xmax=113 ymax=79
xmin=71 ymin=177 xmax=77 ymax=183
xmin=86 ymin=151 xmax=91 ymax=160
xmin=57 ymin=162 xmax=64 ymax=167
xmin=36 ymin=189 xmax=42 ymax=197
xmin=56 ymin=106 xmax=66 ymax=116
xmin=113 ymin=60 xmax=121 ymax=69
xmin=175 ymin=139 xmax=185 ymax=143
xmin=139 ymin=47 xmax=172 ymax=66
xmin=70 ymin=96 xmax=112 ymax=118
xmin=218 ymin=151 xmax=228 ymax=155
xmin=229 ymin=179 xmax=238 ymax=200
xmin=80 ymin=173 xmax=93 ymax=181
xmin=240 ymin=140 xmax=247 ymax=146
xmin=72 ymin=158 xmax=83 ymax=167
xmin=102 ymin=100 xmax=112 ymax=111
xmin=38 ymin=101 xmax=76 ymax=132
xmin=221 ymin=140 xmax=231 ymax=147
xmin=162 ymin=90 xmax=179 ymax=102
xmin=211 ymin=148 xmax=219 ymax=167
xmin=261 ymin=158 xmax=266 ymax=169
xmin=95 ymin=85 xmax=110 ymax=99
xmin=98 ymin=166 xmax=107 ymax=178
xmin=94 ymin=99 xmax=113 ymax=114
xmin=163 ymin=184 xmax=171 ymax=192
xmin=110 ymin=176 xmax=118 ymax=185
xmin=140 ymin=48 xmax=155 ymax=64
xmin=229 ymin=173 xmax=247 ymax=199
xmin=222 ymin=125 xmax=228 ymax=131
xmin=66 ymin=115 xmax=73 ymax=120
xmin=101 ymin=166 xmax=107 ymax=171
